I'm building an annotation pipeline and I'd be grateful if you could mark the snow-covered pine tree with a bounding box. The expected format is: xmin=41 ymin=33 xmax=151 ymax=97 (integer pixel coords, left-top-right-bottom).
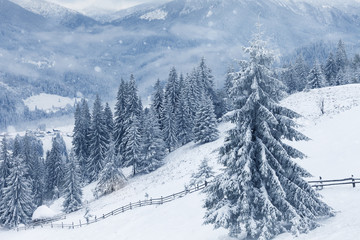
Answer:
xmin=0 ymin=156 xmax=35 ymax=228
xmin=45 ymin=135 xmax=65 ymax=199
xmin=293 ymin=54 xmax=308 ymax=92
xmin=87 ymin=94 xmax=109 ymax=182
xmin=0 ymin=137 xmax=11 ymax=190
xmin=335 ymin=39 xmax=348 ymax=72
xmin=152 ymin=79 xmax=164 ymax=130
xmin=63 ymin=151 xmax=82 ymax=213
xmin=12 ymin=135 xmax=21 ymax=158
xmin=95 ymin=142 xmax=126 ymax=196
xmin=163 ymin=67 xmax=180 ymax=151
xmin=190 ymin=158 xmax=215 ymax=187
xmin=104 ymin=102 xmax=114 ymax=135
xmin=324 ymin=52 xmax=337 ymax=86
xmin=197 ymin=57 xmax=216 ymax=100
xmin=140 ymin=108 xmax=166 ymax=174
xmin=193 ymin=93 xmax=219 ymax=144
xmin=176 ymin=73 xmax=193 ymax=146
xmin=224 ymin=66 xmax=235 ymax=111
xmin=305 ymin=60 xmax=327 ymax=90
xmin=204 ymin=27 xmax=332 ymax=240
xmin=114 ymin=79 xmax=129 ymax=156
xmin=72 ymin=103 xmax=86 ymax=179
xmin=123 ymin=113 xmax=143 ymax=176
xmin=280 ymin=63 xmax=297 ymax=93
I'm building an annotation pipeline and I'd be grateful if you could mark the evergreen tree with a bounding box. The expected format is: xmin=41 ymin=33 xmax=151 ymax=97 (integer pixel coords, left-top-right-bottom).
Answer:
xmin=163 ymin=67 xmax=180 ymax=151
xmin=324 ymin=52 xmax=337 ymax=85
xmin=197 ymin=57 xmax=216 ymax=100
xmin=45 ymin=134 xmax=66 ymax=199
xmin=123 ymin=114 xmax=143 ymax=176
xmin=293 ymin=54 xmax=308 ymax=91
xmin=73 ymin=100 xmax=91 ymax=182
xmin=104 ymin=102 xmax=114 ymax=135
xmin=224 ymin=66 xmax=235 ymax=111
xmin=190 ymin=158 xmax=215 ymax=186
xmin=335 ymin=39 xmax=348 ymax=72
xmin=0 ymin=156 xmax=35 ymax=228
xmin=63 ymin=151 xmax=82 ymax=213
xmin=152 ymin=79 xmax=164 ymax=130
xmin=305 ymin=61 xmax=327 ymax=90
xmin=113 ymin=79 xmax=129 ymax=156
xmin=0 ymin=137 xmax=11 ymax=190
xmin=87 ymin=95 xmax=109 ymax=182
xmin=176 ymin=74 xmax=193 ymax=145
xmin=193 ymin=94 xmax=219 ymax=144
xmin=204 ymin=28 xmax=332 ymax=240
xmin=12 ymin=135 xmax=21 ymax=158
xmin=95 ymin=143 xmax=126 ymax=196
xmin=140 ymin=109 xmax=166 ymax=174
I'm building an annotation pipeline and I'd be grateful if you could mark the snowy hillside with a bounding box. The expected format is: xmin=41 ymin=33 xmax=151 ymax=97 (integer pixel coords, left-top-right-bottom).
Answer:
xmin=2 ymin=84 xmax=360 ymax=239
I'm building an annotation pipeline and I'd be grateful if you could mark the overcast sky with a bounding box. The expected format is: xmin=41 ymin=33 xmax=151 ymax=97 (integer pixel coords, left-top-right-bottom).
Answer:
xmin=46 ymin=0 xmax=170 ymax=12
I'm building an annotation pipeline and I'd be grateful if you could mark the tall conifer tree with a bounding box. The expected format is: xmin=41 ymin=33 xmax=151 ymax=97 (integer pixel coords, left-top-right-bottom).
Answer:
xmin=204 ymin=27 xmax=332 ymax=240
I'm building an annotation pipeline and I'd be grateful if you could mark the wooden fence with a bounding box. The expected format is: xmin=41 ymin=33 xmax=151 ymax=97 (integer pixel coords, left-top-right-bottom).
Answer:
xmin=15 ymin=175 xmax=360 ymax=232
xmin=309 ymin=175 xmax=360 ymax=189
xmin=16 ymin=182 xmax=209 ymax=231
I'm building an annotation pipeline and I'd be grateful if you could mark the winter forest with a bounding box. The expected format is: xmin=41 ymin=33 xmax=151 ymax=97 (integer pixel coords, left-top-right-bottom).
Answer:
xmin=2 ymin=25 xmax=360 ymax=238
xmin=2 ymin=0 xmax=360 ymax=237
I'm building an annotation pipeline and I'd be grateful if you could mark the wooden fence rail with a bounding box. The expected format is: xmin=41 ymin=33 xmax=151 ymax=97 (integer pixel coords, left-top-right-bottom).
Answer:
xmin=15 ymin=175 xmax=360 ymax=232
xmin=16 ymin=182 xmax=209 ymax=232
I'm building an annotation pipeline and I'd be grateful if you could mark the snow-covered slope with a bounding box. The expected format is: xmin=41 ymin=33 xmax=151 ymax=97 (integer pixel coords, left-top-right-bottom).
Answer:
xmin=2 ymin=84 xmax=360 ymax=239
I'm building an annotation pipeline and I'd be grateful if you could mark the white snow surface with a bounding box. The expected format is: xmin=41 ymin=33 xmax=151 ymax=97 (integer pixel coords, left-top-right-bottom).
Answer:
xmin=140 ymin=9 xmax=167 ymax=21
xmin=32 ymin=206 xmax=59 ymax=220
xmin=23 ymin=93 xmax=80 ymax=113
xmin=2 ymin=84 xmax=360 ymax=239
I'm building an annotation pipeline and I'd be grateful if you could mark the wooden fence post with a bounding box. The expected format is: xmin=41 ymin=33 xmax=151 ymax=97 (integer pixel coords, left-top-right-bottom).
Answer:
xmin=79 ymin=220 xmax=82 ymax=227
xmin=95 ymin=216 xmax=97 ymax=222
xmin=139 ymin=200 xmax=141 ymax=207
xmin=150 ymin=198 xmax=152 ymax=205
xmin=130 ymin=202 xmax=132 ymax=209
xmin=352 ymin=175 xmax=356 ymax=188
xmin=161 ymin=196 xmax=163 ymax=204
xmin=72 ymin=222 xmax=74 ymax=229
xmin=62 ymin=222 xmax=64 ymax=229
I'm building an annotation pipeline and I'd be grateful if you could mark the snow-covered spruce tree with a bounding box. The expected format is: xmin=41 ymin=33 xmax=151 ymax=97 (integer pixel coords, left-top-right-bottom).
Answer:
xmin=152 ymin=79 xmax=164 ymax=130
xmin=140 ymin=108 xmax=166 ymax=174
xmin=114 ymin=79 xmax=129 ymax=156
xmin=324 ymin=52 xmax=338 ymax=86
xmin=45 ymin=135 xmax=65 ymax=199
xmin=190 ymin=158 xmax=215 ymax=187
xmin=163 ymin=67 xmax=180 ymax=151
xmin=0 ymin=137 xmax=11 ymax=191
xmin=293 ymin=54 xmax=308 ymax=92
xmin=193 ymin=93 xmax=219 ymax=144
xmin=204 ymin=28 xmax=332 ymax=240
xmin=0 ymin=156 xmax=35 ymax=228
xmin=123 ymin=113 xmax=143 ymax=176
xmin=104 ymin=102 xmax=114 ymax=136
xmin=87 ymin=94 xmax=109 ymax=182
xmin=305 ymin=60 xmax=327 ymax=90
xmin=72 ymin=103 xmax=88 ymax=181
xmin=176 ymin=73 xmax=194 ymax=146
xmin=197 ymin=57 xmax=216 ymax=101
xmin=12 ymin=135 xmax=21 ymax=158
xmin=63 ymin=151 xmax=82 ymax=213
xmin=335 ymin=39 xmax=348 ymax=72
xmin=95 ymin=142 xmax=126 ymax=196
